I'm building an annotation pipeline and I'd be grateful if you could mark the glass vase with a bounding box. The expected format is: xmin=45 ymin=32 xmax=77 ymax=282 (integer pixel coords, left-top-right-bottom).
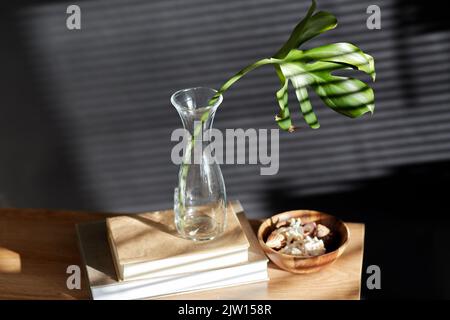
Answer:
xmin=171 ymin=87 xmax=227 ymax=241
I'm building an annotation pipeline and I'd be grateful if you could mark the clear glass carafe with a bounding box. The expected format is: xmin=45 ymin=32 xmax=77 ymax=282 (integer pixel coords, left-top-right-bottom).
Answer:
xmin=171 ymin=87 xmax=227 ymax=241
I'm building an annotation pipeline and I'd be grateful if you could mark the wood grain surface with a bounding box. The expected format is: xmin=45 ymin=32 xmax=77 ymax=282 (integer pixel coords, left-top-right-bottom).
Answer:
xmin=0 ymin=208 xmax=364 ymax=300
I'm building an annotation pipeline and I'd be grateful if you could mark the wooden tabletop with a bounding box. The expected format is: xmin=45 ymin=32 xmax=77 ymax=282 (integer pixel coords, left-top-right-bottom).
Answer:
xmin=0 ymin=208 xmax=364 ymax=300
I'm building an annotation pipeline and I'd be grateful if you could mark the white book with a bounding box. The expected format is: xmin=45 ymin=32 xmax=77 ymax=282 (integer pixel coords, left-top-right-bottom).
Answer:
xmin=76 ymin=202 xmax=268 ymax=300
xmin=93 ymin=263 xmax=268 ymax=300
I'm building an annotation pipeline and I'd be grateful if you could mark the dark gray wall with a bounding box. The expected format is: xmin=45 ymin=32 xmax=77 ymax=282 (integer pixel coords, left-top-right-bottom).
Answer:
xmin=1 ymin=0 xmax=450 ymax=298
xmin=2 ymin=0 xmax=449 ymax=215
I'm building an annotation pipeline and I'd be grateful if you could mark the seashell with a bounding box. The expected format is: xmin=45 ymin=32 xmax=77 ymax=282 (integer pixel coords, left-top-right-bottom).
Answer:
xmin=266 ymin=231 xmax=286 ymax=250
xmin=316 ymin=224 xmax=331 ymax=238
xmin=303 ymin=222 xmax=317 ymax=236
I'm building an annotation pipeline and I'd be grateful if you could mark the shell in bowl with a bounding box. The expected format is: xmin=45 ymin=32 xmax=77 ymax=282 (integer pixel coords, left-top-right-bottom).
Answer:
xmin=257 ymin=210 xmax=350 ymax=274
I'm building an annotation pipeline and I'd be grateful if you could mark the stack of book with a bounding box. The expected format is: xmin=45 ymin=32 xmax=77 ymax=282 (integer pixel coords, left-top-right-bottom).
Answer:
xmin=76 ymin=201 xmax=268 ymax=299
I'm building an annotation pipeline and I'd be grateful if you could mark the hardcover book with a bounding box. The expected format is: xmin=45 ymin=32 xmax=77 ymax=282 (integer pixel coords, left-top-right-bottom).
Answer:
xmin=106 ymin=203 xmax=250 ymax=280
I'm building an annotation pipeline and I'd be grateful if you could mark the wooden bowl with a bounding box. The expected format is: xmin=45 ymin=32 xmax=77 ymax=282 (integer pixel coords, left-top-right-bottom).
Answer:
xmin=257 ymin=210 xmax=350 ymax=274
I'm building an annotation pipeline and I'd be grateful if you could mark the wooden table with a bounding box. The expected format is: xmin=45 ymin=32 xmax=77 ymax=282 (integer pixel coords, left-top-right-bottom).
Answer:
xmin=0 ymin=208 xmax=365 ymax=300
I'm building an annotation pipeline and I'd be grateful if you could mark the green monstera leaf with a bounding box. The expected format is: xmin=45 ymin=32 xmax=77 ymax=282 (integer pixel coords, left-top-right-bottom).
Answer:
xmin=275 ymin=42 xmax=375 ymax=130
xmin=209 ymin=0 xmax=376 ymax=131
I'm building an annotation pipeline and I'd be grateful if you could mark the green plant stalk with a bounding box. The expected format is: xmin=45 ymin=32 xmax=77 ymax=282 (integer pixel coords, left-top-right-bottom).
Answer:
xmin=177 ymin=59 xmax=267 ymax=219
xmin=177 ymin=59 xmax=274 ymax=222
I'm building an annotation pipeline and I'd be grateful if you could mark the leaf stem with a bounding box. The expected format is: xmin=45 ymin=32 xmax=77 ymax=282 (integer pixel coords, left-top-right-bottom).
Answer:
xmin=208 ymin=58 xmax=275 ymax=108
xmin=178 ymin=58 xmax=276 ymax=218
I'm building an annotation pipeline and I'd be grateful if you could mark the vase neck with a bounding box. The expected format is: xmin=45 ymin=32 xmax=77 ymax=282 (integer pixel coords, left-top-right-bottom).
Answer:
xmin=176 ymin=105 xmax=217 ymax=134
xmin=171 ymin=87 xmax=222 ymax=134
